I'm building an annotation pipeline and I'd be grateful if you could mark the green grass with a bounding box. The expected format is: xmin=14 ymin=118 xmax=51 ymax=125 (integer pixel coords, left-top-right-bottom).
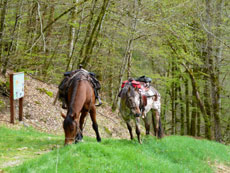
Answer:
xmin=0 ymin=126 xmax=63 ymax=170
xmin=1 ymin=126 xmax=230 ymax=173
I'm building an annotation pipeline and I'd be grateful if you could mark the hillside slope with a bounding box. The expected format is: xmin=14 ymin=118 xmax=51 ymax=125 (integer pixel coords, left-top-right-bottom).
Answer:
xmin=0 ymin=74 xmax=129 ymax=139
xmin=1 ymin=126 xmax=229 ymax=173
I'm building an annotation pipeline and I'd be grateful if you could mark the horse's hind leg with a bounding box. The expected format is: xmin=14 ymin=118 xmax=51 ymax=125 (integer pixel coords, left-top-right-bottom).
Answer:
xmin=143 ymin=114 xmax=150 ymax=135
xmin=126 ymin=121 xmax=133 ymax=140
xmin=152 ymin=110 xmax=162 ymax=138
xmin=135 ymin=117 xmax=142 ymax=144
xmin=151 ymin=110 xmax=157 ymax=136
xmin=76 ymin=111 xmax=88 ymax=142
xmin=90 ymin=106 xmax=101 ymax=142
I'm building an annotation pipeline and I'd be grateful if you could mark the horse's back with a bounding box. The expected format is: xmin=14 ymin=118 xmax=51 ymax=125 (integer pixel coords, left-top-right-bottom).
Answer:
xmin=67 ymin=74 xmax=95 ymax=113
xmin=77 ymin=80 xmax=95 ymax=105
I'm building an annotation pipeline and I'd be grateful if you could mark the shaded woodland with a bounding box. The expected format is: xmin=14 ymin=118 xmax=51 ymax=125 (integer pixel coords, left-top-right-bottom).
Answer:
xmin=0 ymin=0 xmax=230 ymax=143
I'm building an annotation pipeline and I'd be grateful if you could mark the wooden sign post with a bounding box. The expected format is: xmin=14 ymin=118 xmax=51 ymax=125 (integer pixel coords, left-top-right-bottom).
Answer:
xmin=10 ymin=72 xmax=24 ymax=124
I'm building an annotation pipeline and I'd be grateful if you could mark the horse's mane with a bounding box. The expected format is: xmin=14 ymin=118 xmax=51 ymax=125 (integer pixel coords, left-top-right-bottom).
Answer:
xmin=63 ymin=115 xmax=74 ymax=129
xmin=67 ymin=77 xmax=79 ymax=116
xmin=120 ymin=86 xmax=128 ymax=98
xmin=120 ymin=84 xmax=137 ymax=99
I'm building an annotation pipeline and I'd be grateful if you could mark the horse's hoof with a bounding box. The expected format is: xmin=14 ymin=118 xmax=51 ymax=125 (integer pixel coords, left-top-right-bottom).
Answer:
xmin=95 ymin=102 xmax=102 ymax=106
xmin=75 ymin=139 xmax=84 ymax=143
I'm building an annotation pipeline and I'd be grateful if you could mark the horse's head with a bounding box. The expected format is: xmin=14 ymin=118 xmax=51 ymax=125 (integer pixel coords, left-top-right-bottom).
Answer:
xmin=120 ymin=84 xmax=141 ymax=117
xmin=61 ymin=112 xmax=77 ymax=145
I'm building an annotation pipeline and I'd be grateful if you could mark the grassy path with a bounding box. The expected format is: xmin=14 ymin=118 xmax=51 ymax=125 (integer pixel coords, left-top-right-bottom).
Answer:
xmin=0 ymin=125 xmax=63 ymax=170
xmin=1 ymin=125 xmax=230 ymax=172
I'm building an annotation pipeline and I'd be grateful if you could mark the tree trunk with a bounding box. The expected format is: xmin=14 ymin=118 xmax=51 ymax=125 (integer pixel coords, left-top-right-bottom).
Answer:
xmin=171 ymin=58 xmax=175 ymax=135
xmin=210 ymin=0 xmax=223 ymax=142
xmin=112 ymin=0 xmax=138 ymax=110
xmin=205 ymin=0 xmax=222 ymax=142
xmin=71 ymin=4 xmax=85 ymax=71
xmin=190 ymin=85 xmax=197 ymax=136
xmin=185 ymin=77 xmax=190 ymax=135
xmin=179 ymin=83 xmax=185 ymax=135
xmin=182 ymin=63 xmax=212 ymax=139
xmin=65 ymin=0 xmax=78 ymax=71
xmin=80 ymin=0 xmax=110 ymax=67
xmin=0 ymin=0 xmax=8 ymax=71
xmin=112 ymin=39 xmax=133 ymax=110
xmin=197 ymin=103 xmax=201 ymax=137
xmin=77 ymin=0 xmax=97 ymax=66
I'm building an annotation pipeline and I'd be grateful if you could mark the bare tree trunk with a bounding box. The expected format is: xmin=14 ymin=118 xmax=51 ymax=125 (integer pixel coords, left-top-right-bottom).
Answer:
xmin=71 ymin=4 xmax=85 ymax=70
xmin=210 ymin=0 xmax=223 ymax=142
xmin=65 ymin=0 xmax=78 ymax=71
xmin=0 ymin=0 xmax=8 ymax=71
xmin=80 ymin=0 xmax=110 ymax=67
xmin=185 ymin=77 xmax=190 ymax=135
xmin=179 ymin=83 xmax=185 ymax=135
xmin=162 ymin=88 xmax=169 ymax=134
xmin=77 ymin=0 xmax=97 ymax=66
xmin=127 ymin=0 xmax=138 ymax=78
xmin=171 ymin=58 xmax=175 ymax=135
xmin=197 ymin=103 xmax=201 ymax=137
xmin=205 ymin=0 xmax=222 ymax=142
xmin=2 ymin=0 xmax=24 ymax=75
xmin=112 ymin=39 xmax=133 ymax=110
xmin=15 ymin=0 xmax=24 ymax=53
xmin=42 ymin=0 xmax=55 ymax=78
xmin=127 ymin=52 xmax=132 ymax=79
xmin=190 ymin=85 xmax=197 ymax=136
xmin=182 ymin=63 xmax=212 ymax=139
xmin=112 ymin=0 xmax=138 ymax=110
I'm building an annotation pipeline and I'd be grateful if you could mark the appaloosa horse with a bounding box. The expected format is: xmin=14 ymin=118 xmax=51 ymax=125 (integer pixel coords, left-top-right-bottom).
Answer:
xmin=119 ymin=79 xmax=163 ymax=144
xmin=60 ymin=70 xmax=101 ymax=145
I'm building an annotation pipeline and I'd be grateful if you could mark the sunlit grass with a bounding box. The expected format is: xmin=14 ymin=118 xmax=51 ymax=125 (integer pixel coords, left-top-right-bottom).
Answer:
xmin=0 ymin=125 xmax=63 ymax=170
xmin=1 ymin=126 xmax=230 ymax=173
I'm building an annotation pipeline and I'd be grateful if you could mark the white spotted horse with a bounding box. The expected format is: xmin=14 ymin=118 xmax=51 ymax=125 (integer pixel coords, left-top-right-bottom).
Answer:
xmin=118 ymin=78 xmax=163 ymax=144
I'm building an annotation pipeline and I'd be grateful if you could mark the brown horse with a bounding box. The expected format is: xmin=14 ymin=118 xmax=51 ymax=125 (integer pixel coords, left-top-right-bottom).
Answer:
xmin=60 ymin=70 xmax=101 ymax=145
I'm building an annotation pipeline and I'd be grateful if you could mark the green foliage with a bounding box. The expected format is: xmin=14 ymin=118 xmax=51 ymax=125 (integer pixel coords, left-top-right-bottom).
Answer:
xmin=1 ymin=126 xmax=230 ymax=173
xmin=36 ymin=88 xmax=53 ymax=97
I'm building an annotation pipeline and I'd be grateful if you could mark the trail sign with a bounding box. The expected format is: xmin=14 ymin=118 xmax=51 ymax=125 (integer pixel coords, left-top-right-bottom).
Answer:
xmin=13 ymin=73 xmax=24 ymax=100
xmin=10 ymin=72 xmax=24 ymax=124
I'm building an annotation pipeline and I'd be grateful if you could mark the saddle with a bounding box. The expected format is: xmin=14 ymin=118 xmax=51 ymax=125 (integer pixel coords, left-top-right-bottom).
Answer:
xmin=58 ymin=69 xmax=101 ymax=108
xmin=120 ymin=77 xmax=159 ymax=113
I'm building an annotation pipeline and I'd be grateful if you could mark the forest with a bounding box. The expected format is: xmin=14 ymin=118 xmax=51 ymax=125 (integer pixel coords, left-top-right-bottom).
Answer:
xmin=0 ymin=0 xmax=230 ymax=143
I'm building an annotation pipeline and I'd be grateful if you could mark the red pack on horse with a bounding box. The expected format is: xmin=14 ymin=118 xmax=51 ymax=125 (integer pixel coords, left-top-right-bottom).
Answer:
xmin=58 ymin=67 xmax=101 ymax=145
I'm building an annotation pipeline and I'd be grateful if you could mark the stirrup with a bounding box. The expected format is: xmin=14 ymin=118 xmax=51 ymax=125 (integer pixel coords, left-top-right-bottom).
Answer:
xmin=95 ymin=98 xmax=102 ymax=106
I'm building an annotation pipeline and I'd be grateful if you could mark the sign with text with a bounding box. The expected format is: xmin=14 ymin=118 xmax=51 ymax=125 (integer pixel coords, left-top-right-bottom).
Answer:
xmin=13 ymin=72 xmax=24 ymax=100
xmin=10 ymin=72 xmax=24 ymax=123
